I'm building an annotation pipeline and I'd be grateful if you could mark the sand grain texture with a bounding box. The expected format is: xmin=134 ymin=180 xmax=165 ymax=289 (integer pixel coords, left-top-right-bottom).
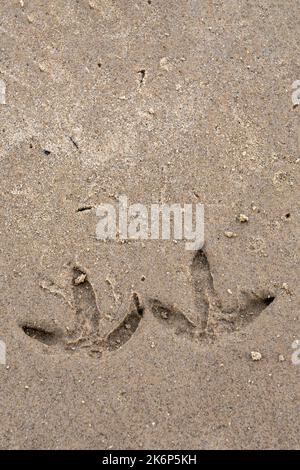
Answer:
xmin=0 ymin=0 xmax=299 ymax=449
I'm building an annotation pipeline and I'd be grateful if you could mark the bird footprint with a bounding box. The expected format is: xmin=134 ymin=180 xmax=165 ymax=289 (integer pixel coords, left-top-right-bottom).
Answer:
xmin=21 ymin=250 xmax=275 ymax=356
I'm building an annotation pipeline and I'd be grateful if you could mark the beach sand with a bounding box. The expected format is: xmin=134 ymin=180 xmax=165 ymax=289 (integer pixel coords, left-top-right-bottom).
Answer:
xmin=0 ymin=0 xmax=299 ymax=449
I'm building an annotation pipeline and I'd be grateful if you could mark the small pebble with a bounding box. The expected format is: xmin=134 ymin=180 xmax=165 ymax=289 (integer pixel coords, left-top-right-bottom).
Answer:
xmin=238 ymin=214 xmax=249 ymax=223
xmin=250 ymin=351 xmax=262 ymax=361
xmin=160 ymin=57 xmax=170 ymax=71
xmin=282 ymin=283 xmax=291 ymax=294
xmin=74 ymin=273 xmax=86 ymax=285
xmin=224 ymin=231 xmax=237 ymax=238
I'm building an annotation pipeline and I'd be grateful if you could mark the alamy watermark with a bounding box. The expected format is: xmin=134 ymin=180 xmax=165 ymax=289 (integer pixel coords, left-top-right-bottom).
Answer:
xmin=0 ymin=340 xmax=6 ymax=365
xmin=292 ymin=80 xmax=300 ymax=107
xmin=96 ymin=196 xmax=204 ymax=251
xmin=291 ymin=80 xmax=300 ymax=154
xmin=0 ymin=79 xmax=6 ymax=105
xmin=292 ymin=340 xmax=300 ymax=366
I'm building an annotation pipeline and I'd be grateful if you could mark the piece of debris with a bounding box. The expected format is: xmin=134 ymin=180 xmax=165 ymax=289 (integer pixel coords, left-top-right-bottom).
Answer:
xmin=160 ymin=57 xmax=170 ymax=71
xmin=250 ymin=351 xmax=262 ymax=361
xmin=69 ymin=136 xmax=79 ymax=149
xmin=282 ymin=283 xmax=292 ymax=294
xmin=238 ymin=214 xmax=249 ymax=223
xmin=74 ymin=273 xmax=86 ymax=285
xmin=278 ymin=354 xmax=285 ymax=362
xmin=224 ymin=231 xmax=237 ymax=238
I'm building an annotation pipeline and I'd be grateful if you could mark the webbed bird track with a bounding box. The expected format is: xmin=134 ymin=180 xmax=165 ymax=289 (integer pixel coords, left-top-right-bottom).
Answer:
xmin=21 ymin=252 xmax=275 ymax=355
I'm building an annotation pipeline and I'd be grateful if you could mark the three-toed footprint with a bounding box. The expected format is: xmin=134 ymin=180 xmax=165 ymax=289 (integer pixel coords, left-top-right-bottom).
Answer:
xmin=21 ymin=249 xmax=275 ymax=358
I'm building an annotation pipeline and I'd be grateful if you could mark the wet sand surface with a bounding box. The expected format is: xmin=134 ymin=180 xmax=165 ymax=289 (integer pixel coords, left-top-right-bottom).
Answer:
xmin=0 ymin=0 xmax=299 ymax=449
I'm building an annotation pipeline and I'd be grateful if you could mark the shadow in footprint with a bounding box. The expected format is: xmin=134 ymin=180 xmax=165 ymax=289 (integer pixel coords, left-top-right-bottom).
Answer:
xmin=235 ymin=292 xmax=275 ymax=329
xmin=106 ymin=293 xmax=144 ymax=351
xmin=22 ymin=324 xmax=64 ymax=348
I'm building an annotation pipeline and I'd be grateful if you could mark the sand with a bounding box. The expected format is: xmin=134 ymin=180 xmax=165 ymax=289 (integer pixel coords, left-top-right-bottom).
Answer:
xmin=0 ymin=0 xmax=299 ymax=449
